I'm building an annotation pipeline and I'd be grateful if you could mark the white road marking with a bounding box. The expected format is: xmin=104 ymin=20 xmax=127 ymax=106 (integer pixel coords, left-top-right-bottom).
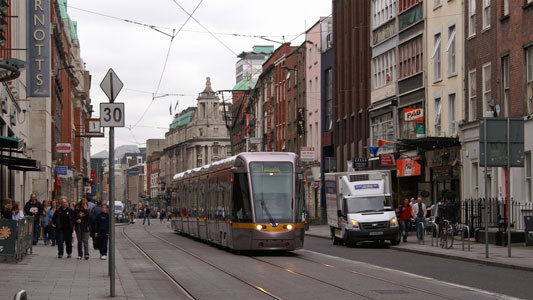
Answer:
xmin=299 ymin=249 xmax=521 ymax=300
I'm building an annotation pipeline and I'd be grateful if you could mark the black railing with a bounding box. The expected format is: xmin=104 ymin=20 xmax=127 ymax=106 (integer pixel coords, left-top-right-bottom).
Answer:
xmin=444 ymin=198 xmax=533 ymax=232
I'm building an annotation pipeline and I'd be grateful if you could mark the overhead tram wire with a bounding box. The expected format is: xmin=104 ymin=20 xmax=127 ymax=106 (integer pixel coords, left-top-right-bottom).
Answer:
xmin=171 ymin=0 xmax=266 ymax=73
xmin=131 ymin=0 xmax=204 ymax=130
xmin=67 ymin=5 xmax=175 ymax=38
xmin=66 ymin=4 xmax=288 ymax=43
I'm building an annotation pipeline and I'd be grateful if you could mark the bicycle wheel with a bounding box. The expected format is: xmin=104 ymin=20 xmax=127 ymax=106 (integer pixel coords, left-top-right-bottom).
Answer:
xmin=445 ymin=225 xmax=454 ymax=249
xmin=440 ymin=229 xmax=447 ymax=248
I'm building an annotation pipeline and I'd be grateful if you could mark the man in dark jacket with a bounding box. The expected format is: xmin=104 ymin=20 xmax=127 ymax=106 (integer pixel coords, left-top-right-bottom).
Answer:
xmin=24 ymin=193 xmax=43 ymax=245
xmin=94 ymin=204 xmax=109 ymax=260
xmin=53 ymin=197 xmax=74 ymax=258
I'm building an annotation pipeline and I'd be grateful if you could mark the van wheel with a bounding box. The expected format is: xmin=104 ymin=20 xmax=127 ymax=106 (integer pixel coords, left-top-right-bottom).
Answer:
xmin=390 ymin=232 xmax=401 ymax=246
xmin=374 ymin=240 xmax=385 ymax=248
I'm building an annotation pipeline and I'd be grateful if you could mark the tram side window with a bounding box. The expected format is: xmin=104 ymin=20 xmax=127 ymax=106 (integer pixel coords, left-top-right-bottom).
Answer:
xmin=296 ymin=175 xmax=305 ymax=222
xmin=232 ymin=173 xmax=253 ymax=222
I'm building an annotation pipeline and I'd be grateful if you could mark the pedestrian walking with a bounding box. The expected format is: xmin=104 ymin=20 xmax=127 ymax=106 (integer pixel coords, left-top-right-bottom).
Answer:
xmin=41 ymin=200 xmax=50 ymax=245
xmin=74 ymin=199 xmax=91 ymax=260
xmin=1 ymin=198 xmax=13 ymax=219
xmin=90 ymin=200 xmax=102 ymax=250
xmin=53 ymin=197 xmax=74 ymax=258
xmin=159 ymin=210 xmax=165 ymax=223
xmin=167 ymin=211 xmax=171 ymax=222
xmin=94 ymin=204 xmax=109 ymax=260
xmin=45 ymin=200 xmax=57 ymax=246
xmin=398 ymin=198 xmax=412 ymax=242
xmin=12 ymin=202 xmax=24 ymax=220
xmin=411 ymin=197 xmax=427 ymax=241
xmin=409 ymin=197 xmax=417 ymax=207
xmin=24 ymin=193 xmax=43 ymax=245
xmin=143 ymin=205 xmax=151 ymax=225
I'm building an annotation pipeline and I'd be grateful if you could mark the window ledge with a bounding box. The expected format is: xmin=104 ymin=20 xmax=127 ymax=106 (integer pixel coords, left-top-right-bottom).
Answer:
xmin=482 ymin=26 xmax=491 ymax=33
xmin=433 ymin=78 xmax=443 ymax=84
xmin=433 ymin=4 xmax=442 ymax=10
xmin=447 ymin=72 xmax=458 ymax=79
xmin=500 ymin=15 xmax=510 ymax=22
xmin=524 ymin=2 xmax=533 ymax=10
xmin=467 ymin=33 xmax=476 ymax=41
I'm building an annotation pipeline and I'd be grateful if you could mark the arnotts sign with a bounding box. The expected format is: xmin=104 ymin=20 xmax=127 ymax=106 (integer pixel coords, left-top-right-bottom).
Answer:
xmin=27 ymin=0 xmax=51 ymax=97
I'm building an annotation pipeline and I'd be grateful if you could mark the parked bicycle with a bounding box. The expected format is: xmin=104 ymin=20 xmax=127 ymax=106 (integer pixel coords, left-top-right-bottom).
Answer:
xmin=439 ymin=219 xmax=454 ymax=249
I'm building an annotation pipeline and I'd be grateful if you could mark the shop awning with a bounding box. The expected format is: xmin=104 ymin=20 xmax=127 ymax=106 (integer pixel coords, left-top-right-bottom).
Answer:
xmin=0 ymin=155 xmax=42 ymax=172
xmin=0 ymin=136 xmax=24 ymax=151
xmin=397 ymin=137 xmax=460 ymax=152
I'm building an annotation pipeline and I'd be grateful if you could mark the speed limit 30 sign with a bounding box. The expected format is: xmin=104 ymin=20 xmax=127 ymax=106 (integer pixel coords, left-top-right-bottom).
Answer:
xmin=100 ymin=103 xmax=125 ymax=127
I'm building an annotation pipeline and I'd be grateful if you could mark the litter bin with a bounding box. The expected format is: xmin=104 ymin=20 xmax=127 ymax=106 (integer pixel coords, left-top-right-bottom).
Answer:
xmin=525 ymin=216 xmax=533 ymax=246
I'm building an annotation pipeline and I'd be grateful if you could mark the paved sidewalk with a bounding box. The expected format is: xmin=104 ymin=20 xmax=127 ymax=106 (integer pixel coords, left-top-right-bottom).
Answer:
xmin=0 ymin=227 xmax=132 ymax=300
xmin=305 ymin=225 xmax=533 ymax=272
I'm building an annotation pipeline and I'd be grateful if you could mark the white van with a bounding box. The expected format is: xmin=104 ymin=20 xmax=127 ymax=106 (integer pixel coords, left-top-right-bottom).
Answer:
xmin=326 ymin=171 xmax=401 ymax=246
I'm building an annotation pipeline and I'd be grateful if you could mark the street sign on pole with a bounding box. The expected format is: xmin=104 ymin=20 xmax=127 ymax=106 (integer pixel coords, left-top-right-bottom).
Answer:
xmin=56 ymin=143 xmax=71 ymax=153
xmin=100 ymin=68 xmax=123 ymax=102
xmin=100 ymin=103 xmax=125 ymax=127
xmin=100 ymin=68 xmax=124 ymax=298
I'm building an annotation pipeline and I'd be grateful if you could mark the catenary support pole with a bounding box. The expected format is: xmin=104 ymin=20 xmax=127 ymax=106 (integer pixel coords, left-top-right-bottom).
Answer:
xmin=109 ymin=73 xmax=116 ymax=297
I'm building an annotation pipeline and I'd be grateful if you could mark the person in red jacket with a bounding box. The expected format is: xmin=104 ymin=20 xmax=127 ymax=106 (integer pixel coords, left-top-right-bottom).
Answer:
xmin=398 ymin=198 xmax=412 ymax=242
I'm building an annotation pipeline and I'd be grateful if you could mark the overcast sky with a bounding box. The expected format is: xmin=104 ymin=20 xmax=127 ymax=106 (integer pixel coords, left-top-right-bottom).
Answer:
xmin=67 ymin=0 xmax=332 ymax=155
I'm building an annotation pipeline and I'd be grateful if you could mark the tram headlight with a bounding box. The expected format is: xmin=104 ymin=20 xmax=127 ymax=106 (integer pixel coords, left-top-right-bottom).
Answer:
xmin=286 ymin=224 xmax=293 ymax=230
xmin=256 ymin=224 xmax=263 ymax=231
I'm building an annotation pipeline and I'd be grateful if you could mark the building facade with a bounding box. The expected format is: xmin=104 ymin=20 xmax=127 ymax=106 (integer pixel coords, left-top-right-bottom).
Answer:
xmin=461 ymin=0 xmax=533 ymax=205
xmin=164 ymin=77 xmax=231 ymax=177
xmin=333 ymin=0 xmax=371 ymax=172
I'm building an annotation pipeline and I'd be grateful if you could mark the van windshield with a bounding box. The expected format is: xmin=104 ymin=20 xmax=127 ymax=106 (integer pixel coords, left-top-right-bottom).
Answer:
xmin=345 ymin=196 xmax=393 ymax=213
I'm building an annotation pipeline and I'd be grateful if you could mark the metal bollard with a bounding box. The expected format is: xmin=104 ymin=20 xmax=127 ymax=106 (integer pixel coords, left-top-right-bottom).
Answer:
xmin=461 ymin=224 xmax=470 ymax=252
xmin=14 ymin=290 xmax=27 ymax=300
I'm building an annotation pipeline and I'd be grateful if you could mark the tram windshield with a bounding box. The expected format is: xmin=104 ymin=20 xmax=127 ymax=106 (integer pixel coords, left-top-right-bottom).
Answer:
xmin=249 ymin=162 xmax=293 ymax=224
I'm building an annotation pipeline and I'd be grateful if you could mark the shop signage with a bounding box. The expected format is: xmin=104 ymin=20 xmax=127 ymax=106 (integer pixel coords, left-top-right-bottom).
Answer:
xmin=416 ymin=123 xmax=425 ymax=138
xmin=380 ymin=154 xmax=396 ymax=166
xmin=431 ymin=166 xmax=453 ymax=180
xmin=59 ymin=170 xmax=73 ymax=178
xmin=27 ymin=0 xmax=51 ymax=97
xmin=300 ymin=147 xmax=315 ymax=161
xmin=54 ymin=165 xmax=68 ymax=175
xmin=0 ymin=221 xmax=16 ymax=256
xmin=397 ymin=158 xmax=421 ymax=177
xmin=352 ymin=157 xmax=369 ymax=169
xmin=404 ymin=108 xmax=424 ymax=122
xmin=56 ymin=143 xmax=71 ymax=153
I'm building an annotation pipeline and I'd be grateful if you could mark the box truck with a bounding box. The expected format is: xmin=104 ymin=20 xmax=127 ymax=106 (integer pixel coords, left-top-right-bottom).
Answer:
xmin=325 ymin=170 xmax=400 ymax=246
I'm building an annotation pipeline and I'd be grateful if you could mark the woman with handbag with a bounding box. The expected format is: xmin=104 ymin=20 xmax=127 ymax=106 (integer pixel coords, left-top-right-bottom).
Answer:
xmin=45 ymin=200 xmax=57 ymax=246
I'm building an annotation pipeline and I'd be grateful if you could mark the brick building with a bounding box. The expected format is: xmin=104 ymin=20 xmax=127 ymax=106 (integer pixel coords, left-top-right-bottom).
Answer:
xmin=461 ymin=0 xmax=533 ymax=203
xmin=332 ymin=0 xmax=371 ymax=172
xmin=255 ymin=44 xmax=295 ymax=151
xmin=284 ymin=43 xmax=307 ymax=154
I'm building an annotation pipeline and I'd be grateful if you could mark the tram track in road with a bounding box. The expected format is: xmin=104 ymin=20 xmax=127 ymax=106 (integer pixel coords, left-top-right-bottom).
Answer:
xmin=121 ymin=226 xmax=197 ymax=300
xmin=146 ymin=226 xmax=379 ymax=300
xmin=135 ymin=225 xmax=283 ymax=300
